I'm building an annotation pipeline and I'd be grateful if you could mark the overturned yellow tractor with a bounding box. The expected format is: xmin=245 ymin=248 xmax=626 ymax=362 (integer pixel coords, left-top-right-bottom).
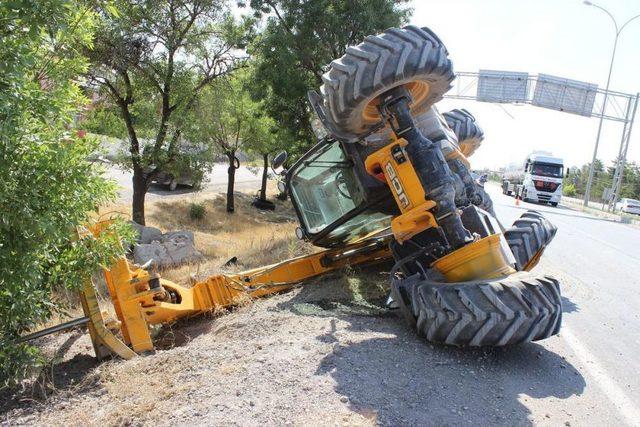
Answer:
xmin=27 ymin=25 xmax=561 ymax=358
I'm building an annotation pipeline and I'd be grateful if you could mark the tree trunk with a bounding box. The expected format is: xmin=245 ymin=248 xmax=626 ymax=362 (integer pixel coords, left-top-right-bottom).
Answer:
xmin=227 ymin=153 xmax=236 ymax=213
xmin=260 ymin=153 xmax=268 ymax=201
xmin=132 ymin=167 xmax=147 ymax=225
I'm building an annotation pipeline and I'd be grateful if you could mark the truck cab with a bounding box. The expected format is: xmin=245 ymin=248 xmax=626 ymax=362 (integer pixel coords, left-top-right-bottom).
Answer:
xmin=520 ymin=153 xmax=564 ymax=206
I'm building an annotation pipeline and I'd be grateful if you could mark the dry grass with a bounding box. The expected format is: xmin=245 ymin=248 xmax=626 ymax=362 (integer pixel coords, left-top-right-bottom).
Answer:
xmin=100 ymin=187 xmax=314 ymax=286
xmin=38 ymin=187 xmax=307 ymax=337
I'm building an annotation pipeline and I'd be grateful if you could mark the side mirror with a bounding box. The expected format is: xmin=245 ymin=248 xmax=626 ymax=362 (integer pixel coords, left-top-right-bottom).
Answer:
xmin=565 ymin=168 xmax=570 ymax=178
xmin=272 ymin=151 xmax=288 ymax=173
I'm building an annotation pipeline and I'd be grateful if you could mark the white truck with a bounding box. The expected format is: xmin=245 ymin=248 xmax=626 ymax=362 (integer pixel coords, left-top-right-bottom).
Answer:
xmin=502 ymin=152 xmax=564 ymax=207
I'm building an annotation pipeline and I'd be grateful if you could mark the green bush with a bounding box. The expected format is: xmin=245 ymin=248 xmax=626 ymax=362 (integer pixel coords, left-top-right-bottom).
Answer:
xmin=563 ymin=183 xmax=577 ymax=197
xmin=488 ymin=172 xmax=502 ymax=182
xmin=189 ymin=202 xmax=206 ymax=220
xmin=0 ymin=0 xmax=129 ymax=387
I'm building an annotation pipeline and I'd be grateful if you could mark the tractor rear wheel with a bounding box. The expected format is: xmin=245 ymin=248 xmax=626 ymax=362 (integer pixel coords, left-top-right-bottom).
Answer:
xmin=443 ymin=109 xmax=484 ymax=157
xmin=504 ymin=210 xmax=557 ymax=271
xmin=321 ymin=25 xmax=454 ymax=138
xmin=391 ymin=272 xmax=562 ymax=346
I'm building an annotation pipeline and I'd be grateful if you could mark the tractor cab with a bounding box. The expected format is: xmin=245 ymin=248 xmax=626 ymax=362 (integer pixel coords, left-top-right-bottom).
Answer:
xmin=285 ymin=138 xmax=398 ymax=247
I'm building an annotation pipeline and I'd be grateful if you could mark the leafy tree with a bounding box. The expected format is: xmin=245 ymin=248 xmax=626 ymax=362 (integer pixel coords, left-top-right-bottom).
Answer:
xmin=565 ymin=160 xmax=605 ymax=199
xmin=0 ymin=0 xmax=129 ymax=386
xmin=81 ymin=101 xmax=128 ymax=139
xmin=564 ymin=159 xmax=640 ymax=203
xmin=86 ymin=0 xmax=251 ymax=224
xmin=620 ymin=162 xmax=640 ymax=199
xmin=563 ymin=183 xmax=577 ymax=197
xmin=189 ymin=72 xmax=276 ymax=211
xmin=249 ymin=127 xmax=291 ymax=203
xmin=246 ymin=119 xmax=279 ymax=204
xmin=245 ymin=0 xmax=411 ymax=156
xmin=241 ymin=87 xmax=290 ymax=203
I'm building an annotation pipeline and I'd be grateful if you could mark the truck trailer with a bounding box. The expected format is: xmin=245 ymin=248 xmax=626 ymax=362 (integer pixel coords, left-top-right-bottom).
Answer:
xmin=502 ymin=153 xmax=564 ymax=206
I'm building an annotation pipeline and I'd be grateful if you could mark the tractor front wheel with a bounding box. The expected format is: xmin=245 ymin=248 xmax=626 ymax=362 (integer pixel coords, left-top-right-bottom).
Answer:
xmin=504 ymin=210 xmax=557 ymax=271
xmin=392 ymin=272 xmax=562 ymax=346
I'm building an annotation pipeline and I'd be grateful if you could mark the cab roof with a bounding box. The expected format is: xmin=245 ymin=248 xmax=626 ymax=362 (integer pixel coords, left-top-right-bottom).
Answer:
xmin=528 ymin=153 xmax=563 ymax=165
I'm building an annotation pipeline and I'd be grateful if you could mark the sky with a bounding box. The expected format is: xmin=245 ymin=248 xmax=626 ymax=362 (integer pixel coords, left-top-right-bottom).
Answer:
xmin=409 ymin=0 xmax=640 ymax=169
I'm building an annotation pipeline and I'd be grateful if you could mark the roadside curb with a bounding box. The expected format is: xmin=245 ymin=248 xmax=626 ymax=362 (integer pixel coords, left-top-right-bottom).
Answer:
xmin=561 ymin=197 xmax=640 ymax=228
xmin=487 ymin=180 xmax=640 ymax=228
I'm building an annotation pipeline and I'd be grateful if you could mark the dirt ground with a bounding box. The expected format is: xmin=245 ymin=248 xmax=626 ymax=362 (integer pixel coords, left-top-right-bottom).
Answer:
xmin=2 ymin=266 xmax=563 ymax=426
xmin=0 ymin=189 xmax=579 ymax=426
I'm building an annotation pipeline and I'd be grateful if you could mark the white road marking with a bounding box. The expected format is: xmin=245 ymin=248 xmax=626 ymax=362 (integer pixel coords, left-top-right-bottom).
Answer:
xmin=562 ymin=326 xmax=640 ymax=426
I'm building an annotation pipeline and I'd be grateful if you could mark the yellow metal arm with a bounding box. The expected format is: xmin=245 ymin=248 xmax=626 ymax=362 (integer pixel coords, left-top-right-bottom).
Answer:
xmin=91 ymin=229 xmax=392 ymax=356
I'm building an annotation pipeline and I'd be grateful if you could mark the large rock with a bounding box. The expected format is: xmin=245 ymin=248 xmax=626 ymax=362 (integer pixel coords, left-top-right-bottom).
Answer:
xmin=160 ymin=230 xmax=194 ymax=244
xmin=133 ymin=230 xmax=202 ymax=268
xmin=129 ymin=221 xmax=163 ymax=244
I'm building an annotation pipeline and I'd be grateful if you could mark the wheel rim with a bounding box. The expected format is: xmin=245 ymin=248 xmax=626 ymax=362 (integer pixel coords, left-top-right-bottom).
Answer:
xmin=362 ymin=81 xmax=431 ymax=122
xmin=523 ymin=247 xmax=545 ymax=271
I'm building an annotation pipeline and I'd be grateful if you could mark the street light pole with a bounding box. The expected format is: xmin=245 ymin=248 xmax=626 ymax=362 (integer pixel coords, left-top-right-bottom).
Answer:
xmin=582 ymin=1 xmax=640 ymax=207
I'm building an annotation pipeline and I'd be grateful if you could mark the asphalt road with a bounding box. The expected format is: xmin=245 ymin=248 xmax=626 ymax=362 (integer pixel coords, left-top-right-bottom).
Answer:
xmin=105 ymin=164 xmax=264 ymax=203
xmin=485 ymin=182 xmax=640 ymax=426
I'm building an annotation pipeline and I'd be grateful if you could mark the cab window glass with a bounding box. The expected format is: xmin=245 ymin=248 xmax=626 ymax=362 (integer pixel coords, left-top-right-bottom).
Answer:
xmin=290 ymin=142 xmax=364 ymax=234
xmin=531 ymin=162 xmax=563 ymax=178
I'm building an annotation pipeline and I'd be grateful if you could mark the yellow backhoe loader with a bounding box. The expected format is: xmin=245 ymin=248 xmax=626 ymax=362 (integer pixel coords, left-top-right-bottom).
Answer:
xmin=21 ymin=25 xmax=561 ymax=357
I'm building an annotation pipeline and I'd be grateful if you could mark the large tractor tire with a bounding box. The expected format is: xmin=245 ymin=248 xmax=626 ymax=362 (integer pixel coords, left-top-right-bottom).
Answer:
xmin=392 ymin=272 xmax=562 ymax=346
xmin=504 ymin=210 xmax=558 ymax=271
xmin=321 ymin=25 xmax=454 ymax=138
xmin=443 ymin=109 xmax=484 ymax=157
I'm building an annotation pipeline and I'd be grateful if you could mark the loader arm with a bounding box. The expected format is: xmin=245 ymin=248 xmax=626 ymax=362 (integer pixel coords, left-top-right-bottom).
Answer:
xmin=82 ymin=225 xmax=392 ymax=356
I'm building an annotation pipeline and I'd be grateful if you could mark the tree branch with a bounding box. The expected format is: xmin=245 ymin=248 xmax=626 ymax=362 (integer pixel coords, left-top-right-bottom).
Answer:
xmin=265 ymin=0 xmax=323 ymax=83
xmin=96 ymin=75 xmax=141 ymax=169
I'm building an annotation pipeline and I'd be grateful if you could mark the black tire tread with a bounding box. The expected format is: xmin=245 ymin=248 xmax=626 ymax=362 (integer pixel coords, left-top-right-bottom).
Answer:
xmin=393 ymin=272 xmax=562 ymax=346
xmin=504 ymin=210 xmax=557 ymax=270
xmin=321 ymin=25 xmax=455 ymax=137
xmin=443 ymin=109 xmax=484 ymax=157
xmin=474 ymin=184 xmax=495 ymax=216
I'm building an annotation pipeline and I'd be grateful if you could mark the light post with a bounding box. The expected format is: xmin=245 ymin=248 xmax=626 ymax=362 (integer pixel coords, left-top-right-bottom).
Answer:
xmin=582 ymin=1 xmax=640 ymax=207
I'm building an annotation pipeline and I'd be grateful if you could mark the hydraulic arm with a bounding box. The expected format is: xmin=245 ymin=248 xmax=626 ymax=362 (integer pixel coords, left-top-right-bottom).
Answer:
xmin=379 ymin=88 xmax=473 ymax=250
xmin=75 ymin=226 xmax=393 ymax=357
